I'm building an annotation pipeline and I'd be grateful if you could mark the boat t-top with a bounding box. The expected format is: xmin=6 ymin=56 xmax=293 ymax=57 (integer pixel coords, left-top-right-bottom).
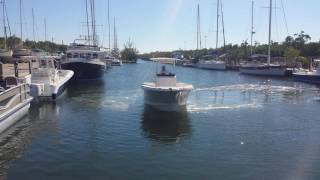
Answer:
xmin=142 ymin=58 xmax=193 ymax=111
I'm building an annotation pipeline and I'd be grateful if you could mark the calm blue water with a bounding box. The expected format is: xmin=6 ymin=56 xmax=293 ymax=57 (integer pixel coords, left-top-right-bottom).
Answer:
xmin=1 ymin=60 xmax=320 ymax=180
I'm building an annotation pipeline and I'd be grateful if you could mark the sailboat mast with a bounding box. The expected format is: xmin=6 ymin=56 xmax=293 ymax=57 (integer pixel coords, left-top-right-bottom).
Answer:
xmin=90 ymin=0 xmax=96 ymax=46
xmin=220 ymin=0 xmax=226 ymax=49
xmin=85 ymin=0 xmax=90 ymax=44
xmin=108 ymin=0 xmax=111 ymax=50
xmin=215 ymin=0 xmax=219 ymax=49
xmin=19 ymin=0 xmax=22 ymax=41
xmin=2 ymin=0 xmax=7 ymax=49
xmin=113 ymin=16 xmax=117 ymax=50
xmin=267 ymin=0 xmax=272 ymax=65
xmin=196 ymin=4 xmax=200 ymax=50
xmin=250 ymin=0 xmax=254 ymax=55
xmin=32 ymin=8 xmax=35 ymax=42
xmin=44 ymin=18 xmax=47 ymax=41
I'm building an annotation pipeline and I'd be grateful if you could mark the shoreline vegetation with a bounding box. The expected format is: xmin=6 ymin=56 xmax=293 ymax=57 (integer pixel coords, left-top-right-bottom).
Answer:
xmin=139 ymin=31 xmax=318 ymax=69
xmin=0 ymin=36 xmax=139 ymax=63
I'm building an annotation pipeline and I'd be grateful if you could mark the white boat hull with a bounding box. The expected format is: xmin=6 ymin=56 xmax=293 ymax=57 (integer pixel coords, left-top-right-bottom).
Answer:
xmin=197 ymin=61 xmax=226 ymax=70
xmin=0 ymin=101 xmax=31 ymax=134
xmin=31 ymin=70 xmax=74 ymax=101
xmin=142 ymin=88 xmax=192 ymax=111
xmin=240 ymin=66 xmax=287 ymax=76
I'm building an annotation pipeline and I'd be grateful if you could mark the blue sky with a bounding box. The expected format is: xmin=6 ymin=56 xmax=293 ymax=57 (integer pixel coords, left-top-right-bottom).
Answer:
xmin=5 ymin=0 xmax=320 ymax=53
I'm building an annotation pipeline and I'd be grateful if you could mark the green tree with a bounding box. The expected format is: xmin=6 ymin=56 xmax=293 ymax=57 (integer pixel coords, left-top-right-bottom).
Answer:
xmin=121 ymin=39 xmax=138 ymax=63
xmin=284 ymin=47 xmax=300 ymax=63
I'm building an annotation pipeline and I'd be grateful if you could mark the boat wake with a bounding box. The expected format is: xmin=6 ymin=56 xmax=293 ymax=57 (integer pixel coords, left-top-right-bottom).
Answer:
xmin=187 ymin=103 xmax=261 ymax=112
xmin=194 ymin=83 xmax=304 ymax=94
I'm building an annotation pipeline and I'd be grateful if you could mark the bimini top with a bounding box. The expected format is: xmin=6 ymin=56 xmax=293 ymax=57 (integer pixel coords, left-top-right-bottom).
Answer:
xmin=150 ymin=58 xmax=176 ymax=64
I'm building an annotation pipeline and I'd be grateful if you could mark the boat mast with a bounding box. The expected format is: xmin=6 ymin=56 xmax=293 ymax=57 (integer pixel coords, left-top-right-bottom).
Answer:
xmin=85 ymin=0 xmax=90 ymax=44
xmin=32 ymin=8 xmax=35 ymax=42
xmin=267 ymin=0 xmax=272 ymax=65
xmin=90 ymin=0 xmax=97 ymax=46
xmin=19 ymin=0 xmax=22 ymax=41
xmin=108 ymin=0 xmax=111 ymax=50
xmin=215 ymin=0 xmax=219 ymax=49
xmin=113 ymin=16 xmax=117 ymax=50
xmin=250 ymin=0 xmax=254 ymax=55
xmin=44 ymin=18 xmax=47 ymax=41
xmin=220 ymin=0 xmax=226 ymax=49
xmin=196 ymin=4 xmax=200 ymax=50
xmin=2 ymin=0 xmax=7 ymax=49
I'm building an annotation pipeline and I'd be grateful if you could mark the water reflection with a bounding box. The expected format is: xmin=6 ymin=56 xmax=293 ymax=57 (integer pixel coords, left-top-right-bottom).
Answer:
xmin=141 ymin=106 xmax=191 ymax=144
xmin=66 ymin=79 xmax=106 ymax=108
xmin=0 ymin=102 xmax=60 ymax=179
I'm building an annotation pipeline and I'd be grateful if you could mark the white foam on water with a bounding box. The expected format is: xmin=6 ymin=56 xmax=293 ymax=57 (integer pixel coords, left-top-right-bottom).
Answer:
xmin=195 ymin=84 xmax=304 ymax=95
xmin=187 ymin=103 xmax=262 ymax=112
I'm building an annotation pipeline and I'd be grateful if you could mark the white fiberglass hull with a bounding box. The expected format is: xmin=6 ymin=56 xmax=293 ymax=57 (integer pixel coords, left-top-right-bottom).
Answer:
xmin=0 ymin=98 xmax=32 ymax=134
xmin=240 ymin=66 xmax=287 ymax=76
xmin=197 ymin=61 xmax=226 ymax=70
xmin=142 ymin=85 xmax=192 ymax=111
xmin=31 ymin=70 xmax=74 ymax=101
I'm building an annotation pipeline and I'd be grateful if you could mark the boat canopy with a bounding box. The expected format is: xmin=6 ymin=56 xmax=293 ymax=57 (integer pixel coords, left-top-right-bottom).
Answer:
xmin=151 ymin=58 xmax=176 ymax=64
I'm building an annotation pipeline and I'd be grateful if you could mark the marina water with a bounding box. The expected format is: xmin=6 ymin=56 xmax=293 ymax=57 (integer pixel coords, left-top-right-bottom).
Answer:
xmin=1 ymin=60 xmax=320 ymax=179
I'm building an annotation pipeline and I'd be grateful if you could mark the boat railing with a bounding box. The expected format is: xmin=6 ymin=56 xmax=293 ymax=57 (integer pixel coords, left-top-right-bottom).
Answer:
xmin=0 ymin=62 xmax=32 ymax=81
xmin=0 ymin=83 xmax=31 ymax=114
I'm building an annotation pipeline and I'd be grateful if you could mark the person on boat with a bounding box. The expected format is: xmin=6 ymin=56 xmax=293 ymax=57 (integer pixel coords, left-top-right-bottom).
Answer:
xmin=160 ymin=65 xmax=168 ymax=75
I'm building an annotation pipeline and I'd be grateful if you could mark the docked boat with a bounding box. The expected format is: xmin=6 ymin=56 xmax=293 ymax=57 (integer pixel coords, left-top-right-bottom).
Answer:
xmin=197 ymin=55 xmax=226 ymax=70
xmin=0 ymin=63 xmax=33 ymax=134
xmin=61 ymin=42 xmax=106 ymax=80
xmin=239 ymin=0 xmax=287 ymax=76
xmin=31 ymin=57 xmax=74 ymax=101
xmin=293 ymin=60 xmax=320 ymax=84
xmin=111 ymin=58 xmax=122 ymax=66
xmin=142 ymin=58 xmax=193 ymax=111
xmin=61 ymin=0 xmax=106 ymax=80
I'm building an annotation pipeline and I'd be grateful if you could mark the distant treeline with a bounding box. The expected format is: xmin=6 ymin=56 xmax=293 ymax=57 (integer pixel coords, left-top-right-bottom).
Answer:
xmin=0 ymin=36 xmax=67 ymax=53
xmin=139 ymin=31 xmax=320 ymax=67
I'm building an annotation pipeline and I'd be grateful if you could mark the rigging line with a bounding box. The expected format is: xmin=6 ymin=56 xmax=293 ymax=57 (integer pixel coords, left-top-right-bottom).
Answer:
xmin=280 ymin=0 xmax=289 ymax=36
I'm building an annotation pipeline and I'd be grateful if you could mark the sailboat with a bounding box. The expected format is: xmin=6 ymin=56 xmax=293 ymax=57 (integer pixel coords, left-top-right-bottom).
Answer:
xmin=239 ymin=0 xmax=287 ymax=76
xmin=111 ymin=17 xmax=122 ymax=66
xmin=197 ymin=0 xmax=226 ymax=70
xmin=0 ymin=0 xmax=12 ymax=57
xmin=61 ymin=0 xmax=106 ymax=79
